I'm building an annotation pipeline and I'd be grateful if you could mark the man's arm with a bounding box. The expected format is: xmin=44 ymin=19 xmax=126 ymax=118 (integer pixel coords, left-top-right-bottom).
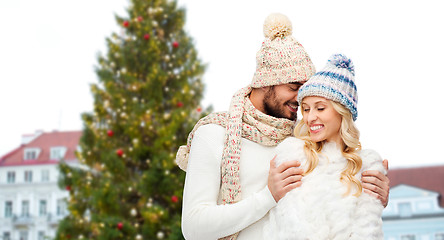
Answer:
xmin=361 ymin=159 xmax=390 ymax=207
xmin=182 ymin=126 xmax=277 ymax=239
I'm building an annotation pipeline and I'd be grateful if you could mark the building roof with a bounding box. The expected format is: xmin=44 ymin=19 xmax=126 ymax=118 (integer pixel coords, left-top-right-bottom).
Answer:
xmin=388 ymin=165 xmax=444 ymax=207
xmin=0 ymin=130 xmax=82 ymax=166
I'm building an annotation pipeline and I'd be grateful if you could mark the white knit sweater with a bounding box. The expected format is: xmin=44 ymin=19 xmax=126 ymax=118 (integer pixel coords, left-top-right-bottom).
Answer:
xmin=264 ymin=137 xmax=386 ymax=240
xmin=182 ymin=124 xmax=277 ymax=240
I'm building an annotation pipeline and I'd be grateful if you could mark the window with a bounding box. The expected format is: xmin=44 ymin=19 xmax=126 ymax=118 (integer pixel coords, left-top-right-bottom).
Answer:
xmin=39 ymin=200 xmax=47 ymax=216
xmin=21 ymin=200 xmax=30 ymax=217
xmin=19 ymin=231 xmax=28 ymax=240
xmin=41 ymin=169 xmax=50 ymax=182
xmin=3 ymin=232 xmax=11 ymax=240
xmin=399 ymin=202 xmax=413 ymax=217
xmin=57 ymin=199 xmax=67 ymax=216
xmin=50 ymin=146 xmax=67 ymax=160
xmin=7 ymin=171 xmax=15 ymax=183
xmin=5 ymin=201 xmax=12 ymax=218
xmin=38 ymin=231 xmax=45 ymax=240
xmin=25 ymin=150 xmax=37 ymax=160
xmin=401 ymin=235 xmax=416 ymax=240
xmin=24 ymin=170 xmax=33 ymax=183
xmin=436 ymin=233 xmax=444 ymax=240
xmin=24 ymin=148 xmax=40 ymax=160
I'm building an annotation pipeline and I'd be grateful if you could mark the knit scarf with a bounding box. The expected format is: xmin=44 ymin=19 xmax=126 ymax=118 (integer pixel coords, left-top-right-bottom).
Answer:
xmin=176 ymin=85 xmax=294 ymax=240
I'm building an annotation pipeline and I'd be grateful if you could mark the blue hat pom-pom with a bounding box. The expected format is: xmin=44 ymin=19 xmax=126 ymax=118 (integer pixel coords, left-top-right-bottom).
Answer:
xmin=328 ymin=53 xmax=355 ymax=76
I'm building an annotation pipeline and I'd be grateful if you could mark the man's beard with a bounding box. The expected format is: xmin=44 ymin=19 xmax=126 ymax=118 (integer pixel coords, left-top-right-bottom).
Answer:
xmin=263 ymin=87 xmax=298 ymax=121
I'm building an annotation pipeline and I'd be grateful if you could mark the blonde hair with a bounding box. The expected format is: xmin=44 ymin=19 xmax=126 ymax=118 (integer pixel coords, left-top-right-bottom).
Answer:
xmin=294 ymin=100 xmax=363 ymax=196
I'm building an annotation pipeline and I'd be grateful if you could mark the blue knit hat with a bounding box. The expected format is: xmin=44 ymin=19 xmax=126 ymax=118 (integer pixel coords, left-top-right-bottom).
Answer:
xmin=297 ymin=54 xmax=358 ymax=121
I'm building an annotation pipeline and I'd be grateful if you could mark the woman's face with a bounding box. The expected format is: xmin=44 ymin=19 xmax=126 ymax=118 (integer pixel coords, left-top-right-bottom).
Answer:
xmin=301 ymin=96 xmax=342 ymax=146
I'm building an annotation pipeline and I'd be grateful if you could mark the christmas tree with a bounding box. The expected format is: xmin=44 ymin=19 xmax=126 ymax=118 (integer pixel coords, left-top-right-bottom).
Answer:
xmin=56 ymin=0 xmax=207 ymax=239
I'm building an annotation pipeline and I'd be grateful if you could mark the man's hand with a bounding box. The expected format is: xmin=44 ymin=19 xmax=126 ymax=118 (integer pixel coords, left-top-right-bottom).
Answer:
xmin=362 ymin=159 xmax=390 ymax=207
xmin=268 ymin=156 xmax=303 ymax=203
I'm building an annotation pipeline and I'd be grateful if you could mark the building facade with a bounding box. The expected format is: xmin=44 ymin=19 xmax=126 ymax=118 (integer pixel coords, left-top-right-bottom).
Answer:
xmin=383 ymin=165 xmax=444 ymax=240
xmin=0 ymin=131 xmax=81 ymax=240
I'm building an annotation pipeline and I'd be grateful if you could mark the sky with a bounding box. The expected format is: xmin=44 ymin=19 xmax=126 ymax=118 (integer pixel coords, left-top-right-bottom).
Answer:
xmin=1 ymin=0 xmax=443 ymax=168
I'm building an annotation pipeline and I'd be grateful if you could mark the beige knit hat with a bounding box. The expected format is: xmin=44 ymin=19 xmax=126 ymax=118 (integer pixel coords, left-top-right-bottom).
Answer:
xmin=251 ymin=13 xmax=316 ymax=88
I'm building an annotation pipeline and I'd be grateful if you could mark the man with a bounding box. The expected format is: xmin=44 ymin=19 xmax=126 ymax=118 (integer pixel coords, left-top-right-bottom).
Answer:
xmin=177 ymin=13 xmax=389 ymax=240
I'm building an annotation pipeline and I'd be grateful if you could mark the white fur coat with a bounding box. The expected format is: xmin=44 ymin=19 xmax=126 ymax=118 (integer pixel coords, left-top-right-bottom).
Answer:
xmin=263 ymin=137 xmax=386 ymax=240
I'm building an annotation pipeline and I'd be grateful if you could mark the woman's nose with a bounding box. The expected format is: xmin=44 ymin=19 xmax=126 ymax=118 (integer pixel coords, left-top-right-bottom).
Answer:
xmin=307 ymin=110 xmax=317 ymax=122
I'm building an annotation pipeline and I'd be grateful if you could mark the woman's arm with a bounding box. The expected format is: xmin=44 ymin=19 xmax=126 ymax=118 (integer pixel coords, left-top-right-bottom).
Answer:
xmin=361 ymin=159 xmax=390 ymax=207
xmin=353 ymin=149 xmax=386 ymax=238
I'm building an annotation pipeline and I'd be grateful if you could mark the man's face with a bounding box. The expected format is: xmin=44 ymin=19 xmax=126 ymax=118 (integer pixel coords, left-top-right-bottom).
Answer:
xmin=262 ymin=82 xmax=305 ymax=120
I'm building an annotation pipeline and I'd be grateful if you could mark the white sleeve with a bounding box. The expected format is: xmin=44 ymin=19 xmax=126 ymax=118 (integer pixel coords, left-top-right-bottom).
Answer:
xmin=352 ymin=149 xmax=385 ymax=239
xmin=360 ymin=149 xmax=387 ymax=175
xmin=273 ymin=137 xmax=306 ymax=167
xmin=181 ymin=126 xmax=277 ymax=240
xmin=352 ymin=193 xmax=385 ymax=239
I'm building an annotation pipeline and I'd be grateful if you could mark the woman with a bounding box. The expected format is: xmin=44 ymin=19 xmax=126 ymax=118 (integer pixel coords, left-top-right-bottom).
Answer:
xmin=263 ymin=54 xmax=385 ymax=239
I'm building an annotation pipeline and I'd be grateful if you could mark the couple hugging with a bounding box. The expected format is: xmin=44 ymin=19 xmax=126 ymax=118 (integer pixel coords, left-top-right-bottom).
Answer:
xmin=177 ymin=13 xmax=389 ymax=240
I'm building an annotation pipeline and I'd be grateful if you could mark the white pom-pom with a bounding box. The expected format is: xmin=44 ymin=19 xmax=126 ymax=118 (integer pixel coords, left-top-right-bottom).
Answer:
xmin=263 ymin=13 xmax=292 ymax=39
xmin=175 ymin=146 xmax=188 ymax=171
xmin=328 ymin=53 xmax=355 ymax=75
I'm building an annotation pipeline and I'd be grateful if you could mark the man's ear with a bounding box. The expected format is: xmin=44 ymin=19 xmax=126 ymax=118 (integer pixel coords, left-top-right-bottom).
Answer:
xmin=261 ymin=86 xmax=271 ymax=93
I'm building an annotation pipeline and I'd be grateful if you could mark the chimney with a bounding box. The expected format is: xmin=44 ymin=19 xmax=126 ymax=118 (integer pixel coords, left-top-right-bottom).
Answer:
xmin=21 ymin=130 xmax=44 ymax=145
